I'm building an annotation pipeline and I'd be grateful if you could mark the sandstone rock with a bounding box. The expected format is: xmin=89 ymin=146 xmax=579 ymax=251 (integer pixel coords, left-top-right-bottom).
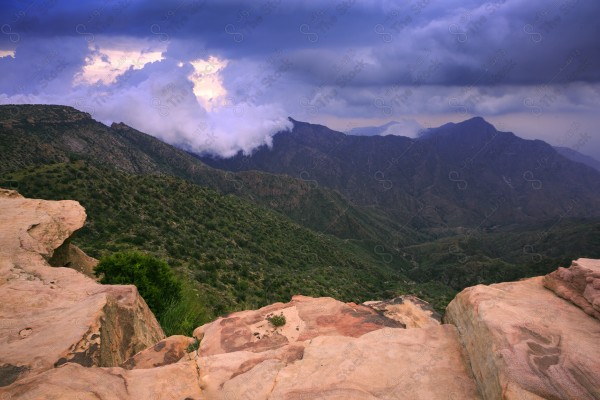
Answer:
xmin=1 ymin=361 xmax=202 ymax=399
xmin=193 ymin=295 xmax=479 ymax=399
xmin=197 ymin=343 xmax=307 ymax=397
xmin=543 ymin=258 xmax=600 ymax=321
xmin=198 ymin=325 xmax=480 ymax=400
xmin=193 ymin=295 xmax=405 ymax=357
xmin=445 ymin=276 xmax=600 ymax=400
xmin=0 ymin=192 xmax=164 ymax=386
xmin=363 ymin=295 xmax=441 ymax=328
xmin=121 ymin=335 xmax=196 ymax=370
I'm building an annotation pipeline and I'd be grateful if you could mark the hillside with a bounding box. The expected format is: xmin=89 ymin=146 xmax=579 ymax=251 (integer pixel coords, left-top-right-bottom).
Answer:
xmin=0 ymin=105 xmax=413 ymax=245
xmin=1 ymin=161 xmax=457 ymax=332
xmin=555 ymin=145 xmax=600 ymax=173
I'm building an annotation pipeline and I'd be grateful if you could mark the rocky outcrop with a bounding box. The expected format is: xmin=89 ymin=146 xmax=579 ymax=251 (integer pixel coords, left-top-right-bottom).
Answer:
xmin=48 ymin=239 xmax=98 ymax=278
xmin=0 ymin=190 xmax=164 ymax=386
xmin=197 ymin=323 xmax=480 ymax=399
xmin=445 ymin=276 xmax=600 ymax=400
xmin=543 ymin=258 xmax=600 ymax=321
xmin=190 ymin=295 xmax=478 ymax=399
xmin=2 ymin=190 xmax=599 ymax=399
xmin=363 ymin=295 xmax=442 ymax=328
xmin=194 ymin=295 xmax=405 ymax=357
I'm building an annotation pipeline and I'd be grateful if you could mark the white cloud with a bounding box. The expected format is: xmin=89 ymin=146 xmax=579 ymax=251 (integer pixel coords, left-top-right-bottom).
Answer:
xmin=74 ymin=38 xmax=166 ymax=85
xmin=188 ymin=56 xmax=229 ymax=110
xmin=0 ymin=49 xmax=15 ymax=58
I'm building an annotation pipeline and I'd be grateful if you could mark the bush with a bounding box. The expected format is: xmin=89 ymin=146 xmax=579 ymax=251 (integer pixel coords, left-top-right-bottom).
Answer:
xmin=267 ymin=313 xmax=286 ymax=327
xmin=95 ymin=251 xmax=182 ymax=315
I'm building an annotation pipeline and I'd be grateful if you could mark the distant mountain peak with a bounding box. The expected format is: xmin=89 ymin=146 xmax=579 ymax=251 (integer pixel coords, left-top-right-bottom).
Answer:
xmin=347 ymin=119 xmax=421 ymax=137
xmin=418 ymin=116 xmax=496 ymax=140
xmin=461 ymin=116 xmax=494 ymax=128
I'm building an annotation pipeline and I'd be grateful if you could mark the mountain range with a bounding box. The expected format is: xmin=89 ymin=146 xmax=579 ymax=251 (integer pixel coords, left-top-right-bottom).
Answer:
xmin=202 ymin=116 xmax=600 ymax=230
xmin=1 ymin=104 xmax=599 ymax=331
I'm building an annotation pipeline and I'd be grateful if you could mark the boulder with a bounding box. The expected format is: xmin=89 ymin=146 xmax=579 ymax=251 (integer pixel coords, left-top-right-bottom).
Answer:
xmin=543 ymin=258 xmax=600 ymax=321
xmin=445 ymin=276 xmax=600 ymax=400
xmin=0 ymin=190 xmax=164 ymax=386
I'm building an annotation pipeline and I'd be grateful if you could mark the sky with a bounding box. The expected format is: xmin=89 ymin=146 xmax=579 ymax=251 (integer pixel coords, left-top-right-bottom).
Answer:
xmin=0 ymin=0 xmax=599 ymax=158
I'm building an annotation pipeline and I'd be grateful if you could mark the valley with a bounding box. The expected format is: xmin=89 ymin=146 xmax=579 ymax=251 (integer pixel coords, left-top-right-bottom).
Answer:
xmin=2 ymin=105 xmax=599 ymax=337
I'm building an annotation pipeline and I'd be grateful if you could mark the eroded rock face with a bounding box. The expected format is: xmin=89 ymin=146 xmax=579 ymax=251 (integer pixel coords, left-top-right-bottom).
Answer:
xmin=543 ymin=258 xmax=600 ymax=322
xmin=445 ymin=275 xmax=600 ymax=400
xmin=363 ymin=295 xmax=441 ymax=328
xmin=0 ymin=190 xmax=164 ymax=386
xmin=48 ymin=240 xmax=99 ymax=278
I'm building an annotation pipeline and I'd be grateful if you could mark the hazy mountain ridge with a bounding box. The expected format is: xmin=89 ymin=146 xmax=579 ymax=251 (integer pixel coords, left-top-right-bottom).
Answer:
xmin=554 ymin=145 xmax=600 ymax=172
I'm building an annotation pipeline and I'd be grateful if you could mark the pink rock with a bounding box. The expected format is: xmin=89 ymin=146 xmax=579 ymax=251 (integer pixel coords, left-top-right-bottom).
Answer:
xmin=194 ymin=295 xmax=405 ymax=357
xmin=446 ymin=276 xmax=600 ymax=400
xmin=0 ymin=191 xmax=164 ymax=387
xmin=543 ymin=258 xmax=600 ymax=321
xmin=121 ymin=335 xmax=196 ymax=370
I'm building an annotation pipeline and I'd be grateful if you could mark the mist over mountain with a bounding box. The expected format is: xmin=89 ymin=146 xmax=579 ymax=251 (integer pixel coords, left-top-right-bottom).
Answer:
xmin=346 ymin=119 xmax=423 ymax=138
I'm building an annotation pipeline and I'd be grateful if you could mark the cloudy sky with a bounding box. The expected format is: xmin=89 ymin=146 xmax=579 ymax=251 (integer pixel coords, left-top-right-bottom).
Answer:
xmin=1 ymin=0 xmax=599 ymax=158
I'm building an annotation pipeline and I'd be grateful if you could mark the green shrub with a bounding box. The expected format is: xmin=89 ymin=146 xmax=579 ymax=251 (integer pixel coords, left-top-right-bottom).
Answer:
xmin=267 ymin=313 xmax=286 ymax=327
xmin=158 ymin=282 xmax=211 ymax=336
xmin=95 ymin=251 xmax=182 ymax=315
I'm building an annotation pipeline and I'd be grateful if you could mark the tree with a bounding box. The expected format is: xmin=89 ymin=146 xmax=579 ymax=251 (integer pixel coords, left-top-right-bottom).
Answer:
xmin=95 ymin=251 xmax=182 ymax=315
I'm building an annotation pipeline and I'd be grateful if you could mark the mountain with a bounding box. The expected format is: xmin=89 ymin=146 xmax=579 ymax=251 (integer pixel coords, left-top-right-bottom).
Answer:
xmin=347 ymin=121 xmax=397 ymax=136
xmin=554 ymin=146 xmax=600 ymax=173
xmin=0 ymin=104 xmax=416 ymax=244
xmin=202 ymin=116 xmax=600 ymax=230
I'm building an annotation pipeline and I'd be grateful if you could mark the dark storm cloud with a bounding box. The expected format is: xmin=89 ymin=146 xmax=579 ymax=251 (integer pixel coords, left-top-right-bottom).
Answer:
xmin=1 ymin=0 xmax=599 ymax=157
xmin=3 ymin=0 xmax=598 ymax=87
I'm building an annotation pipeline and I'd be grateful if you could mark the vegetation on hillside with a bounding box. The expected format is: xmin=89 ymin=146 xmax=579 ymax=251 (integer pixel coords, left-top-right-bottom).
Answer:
xmin=95 ymin=251 xmax=182 ymax=314
xmin=3 ymin=162 xmax=456 ymax=334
